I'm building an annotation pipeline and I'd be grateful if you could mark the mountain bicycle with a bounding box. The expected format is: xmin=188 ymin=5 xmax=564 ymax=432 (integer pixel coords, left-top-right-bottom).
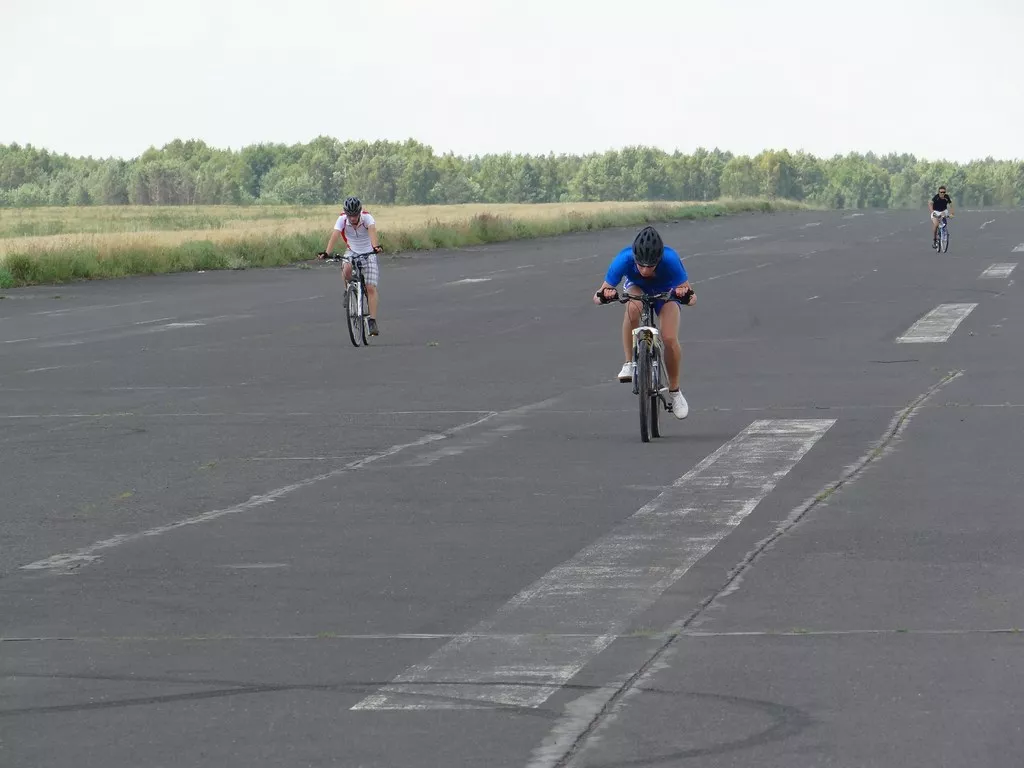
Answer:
xmin=318 ymin=249 xmax=376 ymax=347
xmin=932 ymin=212 xmax=951 ymax=253
xmin=601 ymin=289 xmax=689 ymax=443
xmin=343 ymin=251 xmax=376 ymax=347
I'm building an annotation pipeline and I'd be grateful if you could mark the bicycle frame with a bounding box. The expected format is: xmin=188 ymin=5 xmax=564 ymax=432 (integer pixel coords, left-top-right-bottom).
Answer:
xmin=625 ymin=295 xmax=669 ymax=404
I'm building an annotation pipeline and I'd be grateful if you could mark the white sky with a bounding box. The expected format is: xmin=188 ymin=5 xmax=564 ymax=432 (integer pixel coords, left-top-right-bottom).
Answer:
xmin=2 ymin=0 xmax=1021 ymax=162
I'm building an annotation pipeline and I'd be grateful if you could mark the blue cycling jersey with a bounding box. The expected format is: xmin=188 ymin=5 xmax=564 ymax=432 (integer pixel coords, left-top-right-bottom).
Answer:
xmin=604 ymin=245 xmax=688 ymax=293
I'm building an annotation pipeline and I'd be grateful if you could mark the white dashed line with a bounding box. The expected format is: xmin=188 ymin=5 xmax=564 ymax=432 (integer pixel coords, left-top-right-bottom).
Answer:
xmin=896 ymin=303 xmax=978 ymax=343
xmin=979 ymin=264 xmax=1016 ymax=279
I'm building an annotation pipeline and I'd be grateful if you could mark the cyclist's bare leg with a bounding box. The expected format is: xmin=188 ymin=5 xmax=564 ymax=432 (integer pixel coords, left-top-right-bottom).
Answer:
xmin=621 ymin=286 xmax=644 ymax=362
xmin=931 ymin=215 xmax=941 ymax=242
xmin=342 ymin=261 xmax=352 ymax=285
xmin=367 ymin=284 xmax=379 ymax=318
xmin=658 ymin=301 xmax=683 ymax=391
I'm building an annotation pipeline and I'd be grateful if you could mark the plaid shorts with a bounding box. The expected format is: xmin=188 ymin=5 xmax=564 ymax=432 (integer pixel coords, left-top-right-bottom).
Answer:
xmin=345 ymin=250 xmax=379 ymax=286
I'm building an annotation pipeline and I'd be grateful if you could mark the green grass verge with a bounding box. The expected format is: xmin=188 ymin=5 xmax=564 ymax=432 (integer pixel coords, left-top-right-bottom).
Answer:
xmin=0 ymin=199 xmax=808 ymax=288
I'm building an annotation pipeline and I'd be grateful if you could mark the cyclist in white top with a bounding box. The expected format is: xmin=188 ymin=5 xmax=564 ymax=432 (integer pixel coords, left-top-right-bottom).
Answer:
xmin=319 ymin=196 xmax=384 ymax=336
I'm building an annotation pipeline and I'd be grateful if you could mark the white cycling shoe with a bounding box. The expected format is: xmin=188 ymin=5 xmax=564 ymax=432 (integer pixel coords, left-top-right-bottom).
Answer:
xmin=617 ymin=362 xmax=635 ymax=382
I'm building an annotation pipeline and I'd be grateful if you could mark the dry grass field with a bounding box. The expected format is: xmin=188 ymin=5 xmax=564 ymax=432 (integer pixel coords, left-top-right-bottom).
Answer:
xmin=0 ymin=199 xmax=805 ymax=287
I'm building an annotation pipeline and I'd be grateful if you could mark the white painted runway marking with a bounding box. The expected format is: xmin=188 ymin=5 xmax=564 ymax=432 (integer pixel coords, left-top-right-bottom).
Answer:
xmin=249 ymin=456 xmax=365 ymax=462
xmin=0 ymin=410 xmax=491 ymax=421
xmin=20 ymin=412 xmax=500 ymax=573
xmin=1013 ymin=243 xmax=1024 ymax=253
xmin=801 ymin=222 xmax=821 ymax=229
xmin=729 ymin=235 xmax=761 ymax=241
xmin=219 ymin=563 xmax=290 ymax=570
xmin=448 ymin=278 xmax=492 ymax=285
xmin=896 ymin=303 xmax=978 ymax=343
xmin=353 ymin=419 xmax=835 ymax=711
xmin=30 ymin=300 xmax=154 ymax=317
xmin=979 ymin=264 xmax=1016 ymax=279
xmin=980 ymin=220 xmax=996 ymax=229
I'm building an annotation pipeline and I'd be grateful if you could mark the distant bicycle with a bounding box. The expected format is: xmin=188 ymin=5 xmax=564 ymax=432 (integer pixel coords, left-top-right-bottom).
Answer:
xmin=602 ymin=289 xmax=687 ymax=443
xmin=932 ymin=211 xmax=951 ymax=253
xmin=317 ymin=249 xmax=376 ymax=347
xmin=342 ymin=251 xmax=376 ymax=347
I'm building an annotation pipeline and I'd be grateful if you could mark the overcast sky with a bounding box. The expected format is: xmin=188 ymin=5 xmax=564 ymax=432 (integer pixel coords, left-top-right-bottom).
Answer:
xmin=2 ymin=0 xmax=1021 ymax=162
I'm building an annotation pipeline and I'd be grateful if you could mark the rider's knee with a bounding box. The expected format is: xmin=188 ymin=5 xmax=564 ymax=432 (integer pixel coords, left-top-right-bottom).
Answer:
xmin=366 ymin=283 xmax=378 ymax=296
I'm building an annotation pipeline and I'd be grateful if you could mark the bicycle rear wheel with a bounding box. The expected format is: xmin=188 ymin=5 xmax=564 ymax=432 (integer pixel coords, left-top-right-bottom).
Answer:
xmin=637 ymin=341 xmax=652 ymax=443
xmin=346 ymin=284 xmax=363 ymax=347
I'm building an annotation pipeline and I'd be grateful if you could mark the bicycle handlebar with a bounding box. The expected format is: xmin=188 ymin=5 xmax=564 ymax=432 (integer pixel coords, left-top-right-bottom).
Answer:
xmin=597 ymin=289 xmax=693 ymax=305
xmin=317 ymin=248 xmax=382 ymax=259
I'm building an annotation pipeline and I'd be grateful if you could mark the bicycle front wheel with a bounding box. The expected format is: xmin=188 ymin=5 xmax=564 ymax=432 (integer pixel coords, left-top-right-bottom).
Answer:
xmin=650 ymin=348 xmax=661 ymax=439
xmin=359 ymin=279 xmax=370 ymax=345
xmin=346 ymin=284 xmax=362 ymax=347
xmin=940 ymin=226 xmax=950 ymax=253
xmin=637 ymin=341 xmax=652 ymax=443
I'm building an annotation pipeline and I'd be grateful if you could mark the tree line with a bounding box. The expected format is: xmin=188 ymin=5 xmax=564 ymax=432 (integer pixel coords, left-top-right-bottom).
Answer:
xmin=1 ymin=137 xmax=1022 ymax=209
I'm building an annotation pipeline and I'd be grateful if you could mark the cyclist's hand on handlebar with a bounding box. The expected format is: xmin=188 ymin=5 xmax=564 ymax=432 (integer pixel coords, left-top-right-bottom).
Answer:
xmin=594 ymin=287 xmax=618 ymax=305
xmin=373 ymin=245 xmax=384 ymax=254
xmin=675 ymin=286 xmax=696 ymax=305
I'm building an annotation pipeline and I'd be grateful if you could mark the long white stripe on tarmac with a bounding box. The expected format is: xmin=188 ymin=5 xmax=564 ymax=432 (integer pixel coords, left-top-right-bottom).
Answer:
xmin=980 ymin=264 xmax=1017 ymax=279
xmin=352 ymin=419 xmax=835 ymax=711
xmin=1013 ymin=244 xmax=1024 ymax=252
xmin=20 ymin=414 xmax=499 ymax=573
xmin=896 ymin=303 xmax=977 ymax=343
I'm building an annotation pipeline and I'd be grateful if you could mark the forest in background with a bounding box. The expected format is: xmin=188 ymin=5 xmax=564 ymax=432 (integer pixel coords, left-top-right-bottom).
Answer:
xmin=1 ymin=138 xmax=1022 ymax=210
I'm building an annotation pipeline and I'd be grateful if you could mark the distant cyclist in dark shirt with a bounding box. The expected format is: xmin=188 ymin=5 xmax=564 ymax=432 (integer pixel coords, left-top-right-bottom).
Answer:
xmin=928 ymin=186 xmax=954 ymax=248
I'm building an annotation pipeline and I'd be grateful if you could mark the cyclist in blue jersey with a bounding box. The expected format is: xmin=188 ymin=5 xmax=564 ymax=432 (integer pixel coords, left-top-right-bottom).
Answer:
xmin=594 ymin=226 xmax=695 ymax=419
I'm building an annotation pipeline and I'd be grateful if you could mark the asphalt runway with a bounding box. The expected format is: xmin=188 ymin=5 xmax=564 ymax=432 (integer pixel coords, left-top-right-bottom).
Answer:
xmin=2 ymin=207 xmax=1022 ymax=767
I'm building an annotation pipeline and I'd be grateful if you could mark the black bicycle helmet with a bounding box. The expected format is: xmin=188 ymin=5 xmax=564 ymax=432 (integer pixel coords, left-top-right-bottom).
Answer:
xmin=343 ymin=196 xmax=362 ymax=215
xmin=632 ymin=226 xmax=664 ymax=267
